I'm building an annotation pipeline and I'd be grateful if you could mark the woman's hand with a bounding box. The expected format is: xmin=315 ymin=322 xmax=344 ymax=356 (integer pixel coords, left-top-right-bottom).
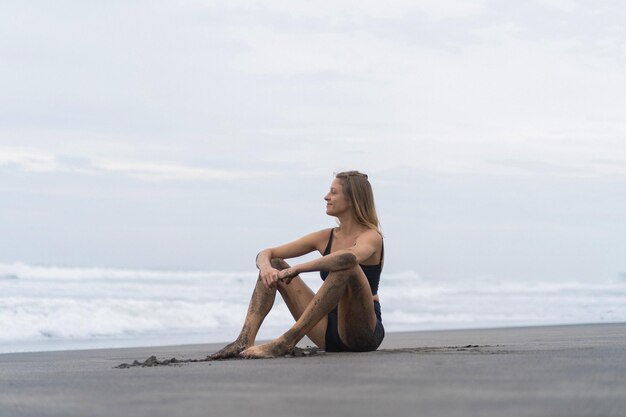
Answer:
xmin=277 ymin=267 xmax=298 ymax=285
xmin=260 ymin=266 xmax=298 ymax=288
xmin=259 ymin=267 xmax=280 ymax=289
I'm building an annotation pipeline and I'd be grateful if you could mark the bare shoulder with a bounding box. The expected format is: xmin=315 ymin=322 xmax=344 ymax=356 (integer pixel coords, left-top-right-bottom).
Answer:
xmin=357 ymin=228 xmax=383 ymax=246
xmin=351 ymin=229 xmax=382 ymax=264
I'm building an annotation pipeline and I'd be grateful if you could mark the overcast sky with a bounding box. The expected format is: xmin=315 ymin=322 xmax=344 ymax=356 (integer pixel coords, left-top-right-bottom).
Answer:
xmin=1 ymin=0 xmax=625 ymax=283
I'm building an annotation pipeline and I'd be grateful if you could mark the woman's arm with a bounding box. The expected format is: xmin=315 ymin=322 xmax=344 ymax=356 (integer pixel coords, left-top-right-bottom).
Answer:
xmin=276 ymin=229 xmax=381 ymax=284
xmin=278 ymin=250 xmax=357 ymax=280
xmin=256 ymin=229 xmax=330 ymax=288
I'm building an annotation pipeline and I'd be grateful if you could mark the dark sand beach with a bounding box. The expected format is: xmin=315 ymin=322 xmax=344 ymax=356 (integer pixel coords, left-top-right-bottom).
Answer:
xmin=1 ymin=323 xmax=625 ymax=417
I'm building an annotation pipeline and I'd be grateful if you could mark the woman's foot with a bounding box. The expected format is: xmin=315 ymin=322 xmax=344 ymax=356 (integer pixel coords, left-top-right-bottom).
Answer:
xmin=210 ymin=339 xmax=250 ymax=359
xmin=240 ymin=337 xmax=294 ymax=359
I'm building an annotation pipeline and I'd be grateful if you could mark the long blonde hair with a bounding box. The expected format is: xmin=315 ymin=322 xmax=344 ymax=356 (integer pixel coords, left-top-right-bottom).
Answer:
xmin=335 ymin=171 xmax=381 ymax=233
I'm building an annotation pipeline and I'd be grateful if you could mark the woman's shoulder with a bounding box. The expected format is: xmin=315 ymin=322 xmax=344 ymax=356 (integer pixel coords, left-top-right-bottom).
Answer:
xmin=359 ymin=227 xmax=383 ymax=242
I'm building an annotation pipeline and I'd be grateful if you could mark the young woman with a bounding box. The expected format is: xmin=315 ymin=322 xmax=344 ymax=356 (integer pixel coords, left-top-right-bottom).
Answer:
xmin=210 ymin=171 xmax=385 ymax=359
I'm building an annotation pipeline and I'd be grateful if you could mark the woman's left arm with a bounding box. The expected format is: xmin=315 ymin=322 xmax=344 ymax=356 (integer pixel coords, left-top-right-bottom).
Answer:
xmin=277 ymin=230 xmax=381 ymax=283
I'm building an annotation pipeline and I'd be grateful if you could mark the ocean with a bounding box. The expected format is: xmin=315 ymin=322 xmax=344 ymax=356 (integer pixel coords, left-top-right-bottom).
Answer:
xmin=1 ymin=262 xmax=625 ymax=354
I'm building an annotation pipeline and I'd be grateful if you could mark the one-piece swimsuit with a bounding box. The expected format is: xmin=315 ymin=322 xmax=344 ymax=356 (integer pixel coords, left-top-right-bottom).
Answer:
xmin=320 ymin=228 xmax=385 ymax=352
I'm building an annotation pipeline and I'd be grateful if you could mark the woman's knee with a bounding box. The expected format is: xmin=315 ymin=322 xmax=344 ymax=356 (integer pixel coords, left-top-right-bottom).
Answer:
xmin=329 ymin=265 xmax=370 ymax=295
xmin=270 ymin=258 xmax=290 ymax=270
xmin=328 ymin=265 xmax=360 ymax=282
xmin=345 ymin=264 xmax=362 ymax=275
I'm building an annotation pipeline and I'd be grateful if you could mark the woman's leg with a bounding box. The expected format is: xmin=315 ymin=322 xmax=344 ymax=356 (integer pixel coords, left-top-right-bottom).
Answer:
xmin=209 ymin=271 xmax=278 ymax=359
xmin=240 ymin=264 xmax=378 ymax=358
xmin=274 ymin=260 xmax=328 ymax=348
xmin=210 ymin=259 xmax=326 ymax=359
xmin=276 ymin=278 xmax=328 ymax=348
xmin=335 ymin=267 xmax=379 ymax=351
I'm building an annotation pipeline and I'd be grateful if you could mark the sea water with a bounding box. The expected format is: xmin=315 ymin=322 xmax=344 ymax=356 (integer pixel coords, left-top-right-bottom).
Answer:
xmin=1 ymin=262 xmax=625 ymax=354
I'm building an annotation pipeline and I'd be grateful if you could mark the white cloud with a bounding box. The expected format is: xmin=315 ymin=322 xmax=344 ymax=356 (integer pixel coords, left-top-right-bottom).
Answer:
xmin=229 ymin=28 xmax=385 ymax=75
xmin=1 ymin=0 xmax=625 ymax=182
xmin=0 ymin=149 xmax=58 ymax=173
xmin=0 ymin=147 xmax=274 ymax=182
xmin=534 ymin=0 xmax=579 ymax=13
xmin=198 ymin=0 xmax=488 ymax=20
xmin=94 ymin=159 xmax=274 ymax=182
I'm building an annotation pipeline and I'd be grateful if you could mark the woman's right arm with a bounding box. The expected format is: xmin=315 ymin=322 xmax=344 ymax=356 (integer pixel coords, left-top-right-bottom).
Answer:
xmin=256 ymin=229 xmax=330 ymax=289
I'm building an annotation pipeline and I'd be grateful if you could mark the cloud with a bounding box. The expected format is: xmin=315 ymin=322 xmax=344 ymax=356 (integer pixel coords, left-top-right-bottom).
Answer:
xmin=534 ymin=0 xmax=578 ymax=13
xmin=0 ymin=147 xmax=274 ymax=182
xmin=1 ymin=0 xmax=625 ymax=183
xmin=0 ymin=149 xmax=59 ymax=173
xmin=94 ymin=159 xmax=274 ymax=182
xmin=198 ymin=0 xmax=488 ymax=21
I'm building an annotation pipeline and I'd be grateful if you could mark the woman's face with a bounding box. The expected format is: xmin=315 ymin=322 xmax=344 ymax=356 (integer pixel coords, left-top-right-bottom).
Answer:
xmin=324 ymin=178 xmax=351 ymax=217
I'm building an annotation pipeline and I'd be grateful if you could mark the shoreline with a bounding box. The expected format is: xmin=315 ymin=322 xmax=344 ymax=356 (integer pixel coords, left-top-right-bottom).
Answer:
xmin=2 ymin=323 xmax=625 ymax=417
xmin=3 ymin=320 xmax=624 ymax=357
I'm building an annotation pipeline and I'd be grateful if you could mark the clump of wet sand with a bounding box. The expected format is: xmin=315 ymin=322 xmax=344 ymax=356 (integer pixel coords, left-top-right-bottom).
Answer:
xmin=115 ymin=346 xmax=324 ymax=368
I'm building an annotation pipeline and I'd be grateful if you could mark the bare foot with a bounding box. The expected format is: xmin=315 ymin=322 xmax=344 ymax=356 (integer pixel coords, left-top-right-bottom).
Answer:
xmin=210 ymin=339 xmax=249 ymax=359
xmin=240 ymin=338 xmax=293 ymax=359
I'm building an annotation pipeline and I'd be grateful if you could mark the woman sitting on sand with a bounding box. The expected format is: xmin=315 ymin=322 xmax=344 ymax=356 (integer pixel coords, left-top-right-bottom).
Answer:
xmin=211 ymin=171 xmax=385 ymax=359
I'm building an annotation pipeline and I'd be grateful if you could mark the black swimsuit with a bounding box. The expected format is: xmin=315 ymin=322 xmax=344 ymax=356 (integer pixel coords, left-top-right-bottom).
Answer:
xmin=320 ymin=228 xmax=385 ymax=352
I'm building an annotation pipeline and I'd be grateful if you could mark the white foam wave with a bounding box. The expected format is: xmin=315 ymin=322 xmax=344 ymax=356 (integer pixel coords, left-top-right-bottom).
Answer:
xmin=0 ymin=297 xmax=244 ymax=340
xmin=0 ymin=261 xmax=253 ymax=282
xmin=1 ymin=262 xmax=625 ymax=353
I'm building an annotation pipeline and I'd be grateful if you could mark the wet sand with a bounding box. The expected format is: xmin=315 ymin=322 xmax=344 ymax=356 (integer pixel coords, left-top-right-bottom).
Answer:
xmin=1 ymin=323 xmax=625 ymax=417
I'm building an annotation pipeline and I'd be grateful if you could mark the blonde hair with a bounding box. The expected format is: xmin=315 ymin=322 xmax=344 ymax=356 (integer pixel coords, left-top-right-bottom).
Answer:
xmin=335 ymin=171 xmax=381 ymax=233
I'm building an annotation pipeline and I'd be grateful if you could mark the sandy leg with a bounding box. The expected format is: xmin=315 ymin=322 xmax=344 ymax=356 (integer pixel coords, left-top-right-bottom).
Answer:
xmin=210 ymin=275 xmax=277 ymax=359
xmin=241 ymin=268 xmax=354 ymax=359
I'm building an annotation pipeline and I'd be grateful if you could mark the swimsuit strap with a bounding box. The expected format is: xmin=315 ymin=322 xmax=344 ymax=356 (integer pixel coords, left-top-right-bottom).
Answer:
xmin=323 ymin=228 xmax=334 ymax=256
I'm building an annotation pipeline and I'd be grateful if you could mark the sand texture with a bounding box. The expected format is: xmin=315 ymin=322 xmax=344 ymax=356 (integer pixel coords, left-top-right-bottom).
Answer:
xmin=1 ymin=323 xmax=625 ymax=417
